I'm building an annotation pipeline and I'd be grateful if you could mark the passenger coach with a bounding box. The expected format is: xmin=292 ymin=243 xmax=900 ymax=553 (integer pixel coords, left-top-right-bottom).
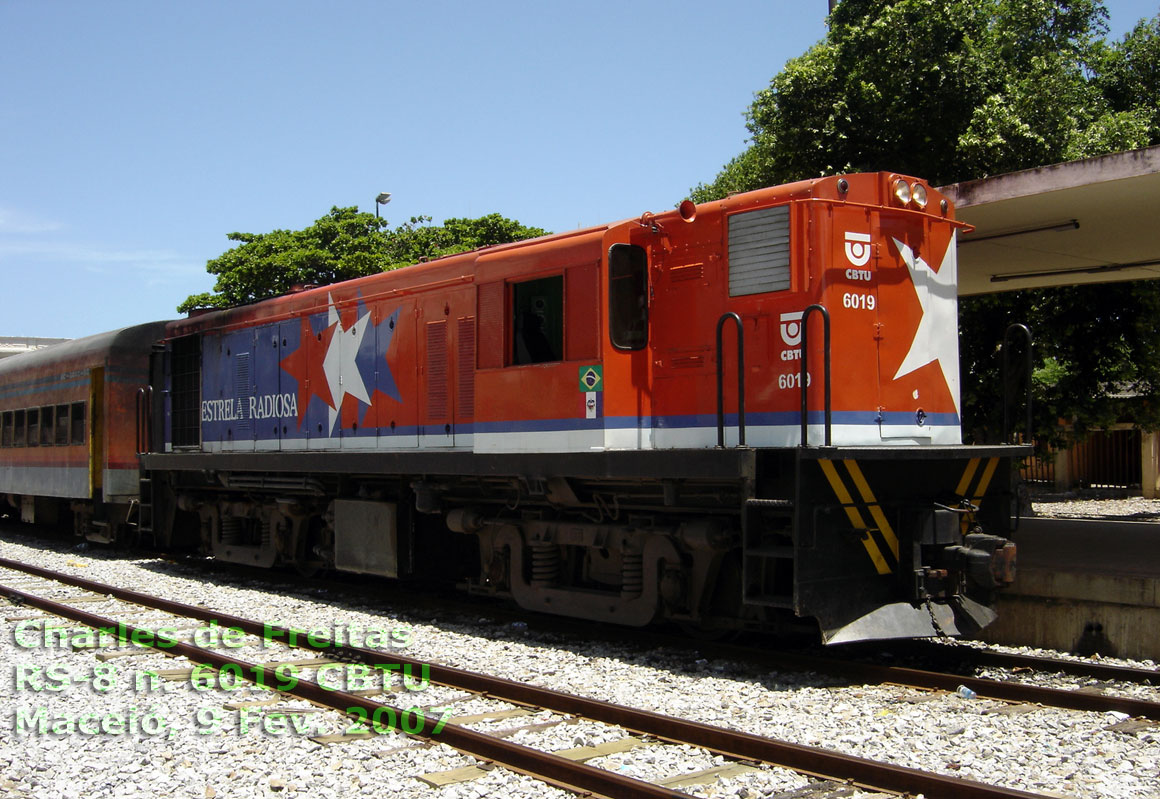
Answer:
xmin=0 ymin=323 xmax=166 ymax=539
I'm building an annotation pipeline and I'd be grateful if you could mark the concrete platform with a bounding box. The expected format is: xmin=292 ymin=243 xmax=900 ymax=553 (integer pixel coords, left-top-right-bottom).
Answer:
xmin=979 ymin=517 xmax=1160 ymax=661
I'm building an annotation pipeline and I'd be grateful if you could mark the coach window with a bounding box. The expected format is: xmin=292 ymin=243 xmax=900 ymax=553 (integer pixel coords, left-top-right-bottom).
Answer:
xmin=27 ymin=408 xmax=39 ymax=447
xmin=55 ymin=404 xmax=69 ymax=446
xmin=14 ymin=410 xmax=26 ymax=447
xmin=40 ymin=407 xmax=54 ymax=447
xmin=512 ymin=276 xmax=563 ymax=365
xmin=1 ymin=411 xmax=11 ymax=448
xmin=71 ymin=402 xmax=86 ymax=445
xmin=608 ymin=243 xmax=648 ymax=350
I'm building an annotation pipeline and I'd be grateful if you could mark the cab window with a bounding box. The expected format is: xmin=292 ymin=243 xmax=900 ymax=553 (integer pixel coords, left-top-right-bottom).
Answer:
xmin=608 ymin=244 xmax=648 ymax=350
xmin=512 ymin=276 xmax=563 ymax=365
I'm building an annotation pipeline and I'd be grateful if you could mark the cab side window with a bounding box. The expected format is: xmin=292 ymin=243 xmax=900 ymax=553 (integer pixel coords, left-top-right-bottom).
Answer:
xmin=608 ymin=244 xmax=648 ymax=350
xmin=511 ymin=276 xmax=563 ymax=365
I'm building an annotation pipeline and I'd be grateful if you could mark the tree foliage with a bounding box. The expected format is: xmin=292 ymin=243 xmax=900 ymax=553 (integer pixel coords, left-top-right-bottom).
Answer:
xmin=178 ymin=209 xmax=547 ymax=313
xmin=691 ymin=0 xmax=1160 ymax=447
xmin=692 ymin=0 xmax=1158 ymax=199
xmin=960 ymin=285 xmax=1160 ymax=447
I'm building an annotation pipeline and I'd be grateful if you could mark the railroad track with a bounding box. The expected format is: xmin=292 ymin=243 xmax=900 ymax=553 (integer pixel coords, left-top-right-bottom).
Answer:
xmin=893 ymin=638 xmax=1160 ymax=685
xmin=167 ymin=544 xmax=1160 ymax=705
xmin=0 ymin=554 xmax=1078 ymax=799
xmin=733 ymin=648 xmax=1160 ymax=720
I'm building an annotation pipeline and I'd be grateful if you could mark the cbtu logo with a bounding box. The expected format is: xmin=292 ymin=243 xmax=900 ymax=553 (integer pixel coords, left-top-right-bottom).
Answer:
xmin=844 ymin=232 xmax=872 ymax=267
xmin=779 ymin=311 xmax=804 ymax=347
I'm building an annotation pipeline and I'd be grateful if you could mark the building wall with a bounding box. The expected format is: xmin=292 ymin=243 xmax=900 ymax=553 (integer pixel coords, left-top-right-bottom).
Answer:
xmin=0 ymin=337 xmax=70 ymax=360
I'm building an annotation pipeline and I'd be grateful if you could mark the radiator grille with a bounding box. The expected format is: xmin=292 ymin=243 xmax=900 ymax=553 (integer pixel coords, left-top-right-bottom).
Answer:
xmin=170 ymin=335 xmax=201 ymax=448
xmin=728 ymin=205 xmax=790 ymax=296
xmin=457 ymin=317 xmax=475 ymax=419
xmin=426 ymin=321 xmax=448 ymax=420
xmin=233 ymin=352 xmax=251 ymax=435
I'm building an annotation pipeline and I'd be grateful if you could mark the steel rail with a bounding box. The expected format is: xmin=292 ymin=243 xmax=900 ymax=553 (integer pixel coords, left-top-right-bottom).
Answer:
xmin=0 ymin=577 xmax=689 ymax=799
xmin=899 ymin=641 xmax=1160 ymax=686
xmin=758 ymin=651 xmax=1160 ymax=720
xmin=1 ymin=557 xmax=1051 ymax=799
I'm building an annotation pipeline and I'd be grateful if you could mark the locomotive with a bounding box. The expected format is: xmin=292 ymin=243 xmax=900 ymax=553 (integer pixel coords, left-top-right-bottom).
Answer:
xmin=0 ymin=172 xmax=1024 ymax=644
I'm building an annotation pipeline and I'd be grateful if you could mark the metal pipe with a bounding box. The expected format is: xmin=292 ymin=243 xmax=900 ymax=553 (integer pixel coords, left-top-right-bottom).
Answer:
xmin=799 ymin=304 xmax=832 ymax=446
xmin=716 ymin=312 xmax=745 ymax=448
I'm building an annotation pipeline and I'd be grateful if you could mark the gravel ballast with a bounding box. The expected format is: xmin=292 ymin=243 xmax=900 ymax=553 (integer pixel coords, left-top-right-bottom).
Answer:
xmin=1 ymin=527 xmax=1157 ymax=799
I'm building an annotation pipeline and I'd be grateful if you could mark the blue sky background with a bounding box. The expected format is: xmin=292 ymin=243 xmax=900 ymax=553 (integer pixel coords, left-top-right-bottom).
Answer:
xmin=2 ymin=1 xmax=1157 ymax=338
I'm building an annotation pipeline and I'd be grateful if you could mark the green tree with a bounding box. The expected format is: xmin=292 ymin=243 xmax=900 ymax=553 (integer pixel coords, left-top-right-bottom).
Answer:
xmin=1092 ymin=15 xmax=1160 ymax=139
xmin=178 ymin=209 xmax=547 ymax=313
xmin=691 ymin=0 xmax=1160 ymax=449
xmin=959 ymin=285 xmax=1160 ymax=447
xmin=691 ymin=0 xmax=1158 ymax=201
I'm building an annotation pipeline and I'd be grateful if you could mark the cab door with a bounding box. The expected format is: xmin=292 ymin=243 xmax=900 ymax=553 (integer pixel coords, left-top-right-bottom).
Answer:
xmin=822 ymin=204 xmax=883 ymax=446
xmin=874 ymin=216 xmax=961 ymax=444
xmin=603 ymin=240 xmax=653 ymax=450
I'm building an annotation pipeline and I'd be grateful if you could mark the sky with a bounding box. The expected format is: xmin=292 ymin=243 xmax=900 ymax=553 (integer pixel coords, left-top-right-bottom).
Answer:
xmin=2 ymin=1 xmax=1158 ymax=339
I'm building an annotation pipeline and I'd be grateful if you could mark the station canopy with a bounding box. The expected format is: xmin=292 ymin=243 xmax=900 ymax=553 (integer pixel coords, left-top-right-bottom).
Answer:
xmin=941 ymin=145 xmax=1160 ymax=296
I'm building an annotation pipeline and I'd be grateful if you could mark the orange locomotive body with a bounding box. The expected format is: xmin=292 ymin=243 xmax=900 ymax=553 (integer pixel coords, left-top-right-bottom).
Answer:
xmin=2 ymin=174 xmax=1024 ymax=643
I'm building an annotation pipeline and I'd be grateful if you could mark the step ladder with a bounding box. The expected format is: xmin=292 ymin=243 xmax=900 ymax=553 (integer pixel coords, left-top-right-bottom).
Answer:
xmin=741 ymin=497 xmax=796 ymax=609
xmin=129 ymin=474 xmax=155 ymax=547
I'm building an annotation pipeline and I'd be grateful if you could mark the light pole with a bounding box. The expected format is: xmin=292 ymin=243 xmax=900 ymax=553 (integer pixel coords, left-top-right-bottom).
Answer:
xmin=375 ymin=192 xmax=392 ymax=219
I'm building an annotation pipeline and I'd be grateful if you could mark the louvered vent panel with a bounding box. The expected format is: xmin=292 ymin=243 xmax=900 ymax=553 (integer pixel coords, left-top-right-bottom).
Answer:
xmin=426 ymin=321 xmax=448 ymax=420
xmin=457 ymin=317 xmax=475 ymax=419
xmin=728 ymin=206 xmax=791 ymax=296
xmin=170 ymin=335 xmax=201 ymax=448
xmin=233 ymin=352 xmax=251 ymax=434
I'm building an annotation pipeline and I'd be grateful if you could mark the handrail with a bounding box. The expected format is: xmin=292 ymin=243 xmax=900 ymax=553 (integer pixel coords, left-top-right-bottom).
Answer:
xmin=135 ymin=386 xmax=153 ymax=455
xmin=799 ymin=304 xmax=832 ymax=447
xmin=1002 ymin=324 xmax=1033 ymax=444
xmin=716 ymin=312 xmax=745 ymax=447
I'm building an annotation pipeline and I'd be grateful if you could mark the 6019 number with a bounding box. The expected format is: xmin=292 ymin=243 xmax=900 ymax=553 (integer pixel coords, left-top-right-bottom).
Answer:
xmin=778 ymin=373 xmax=812 ymax=390
xmin=842 ymin=292 xmax=876 ymax=310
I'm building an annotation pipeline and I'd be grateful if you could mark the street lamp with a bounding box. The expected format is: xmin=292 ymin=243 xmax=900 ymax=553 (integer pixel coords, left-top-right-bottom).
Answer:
xmin=375 ymin=192 xmax=392 ymax=219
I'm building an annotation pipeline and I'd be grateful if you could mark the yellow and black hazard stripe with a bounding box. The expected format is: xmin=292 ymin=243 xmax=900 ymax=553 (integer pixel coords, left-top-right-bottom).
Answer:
xmin=818 ymin=459 xmax=900 ymax=575
xmin=955 ymin=456 xmax=1000 ymax=504
xmin=955 ymin=456 xmax=1000 ymax=531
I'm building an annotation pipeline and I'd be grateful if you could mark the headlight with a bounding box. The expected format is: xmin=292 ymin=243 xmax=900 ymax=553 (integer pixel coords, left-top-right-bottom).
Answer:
xmin=893 ymin=179 xmax=911 ymax=206
xmin=911 ymin=182 xmax=928 ymax=209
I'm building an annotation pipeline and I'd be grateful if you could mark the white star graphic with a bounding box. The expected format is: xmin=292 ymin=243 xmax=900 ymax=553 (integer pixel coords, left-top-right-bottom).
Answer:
xmin=322 ymin=293 xmax=372 ymax=434
xmin=892 ymin=236 xmax=960 ymax=415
